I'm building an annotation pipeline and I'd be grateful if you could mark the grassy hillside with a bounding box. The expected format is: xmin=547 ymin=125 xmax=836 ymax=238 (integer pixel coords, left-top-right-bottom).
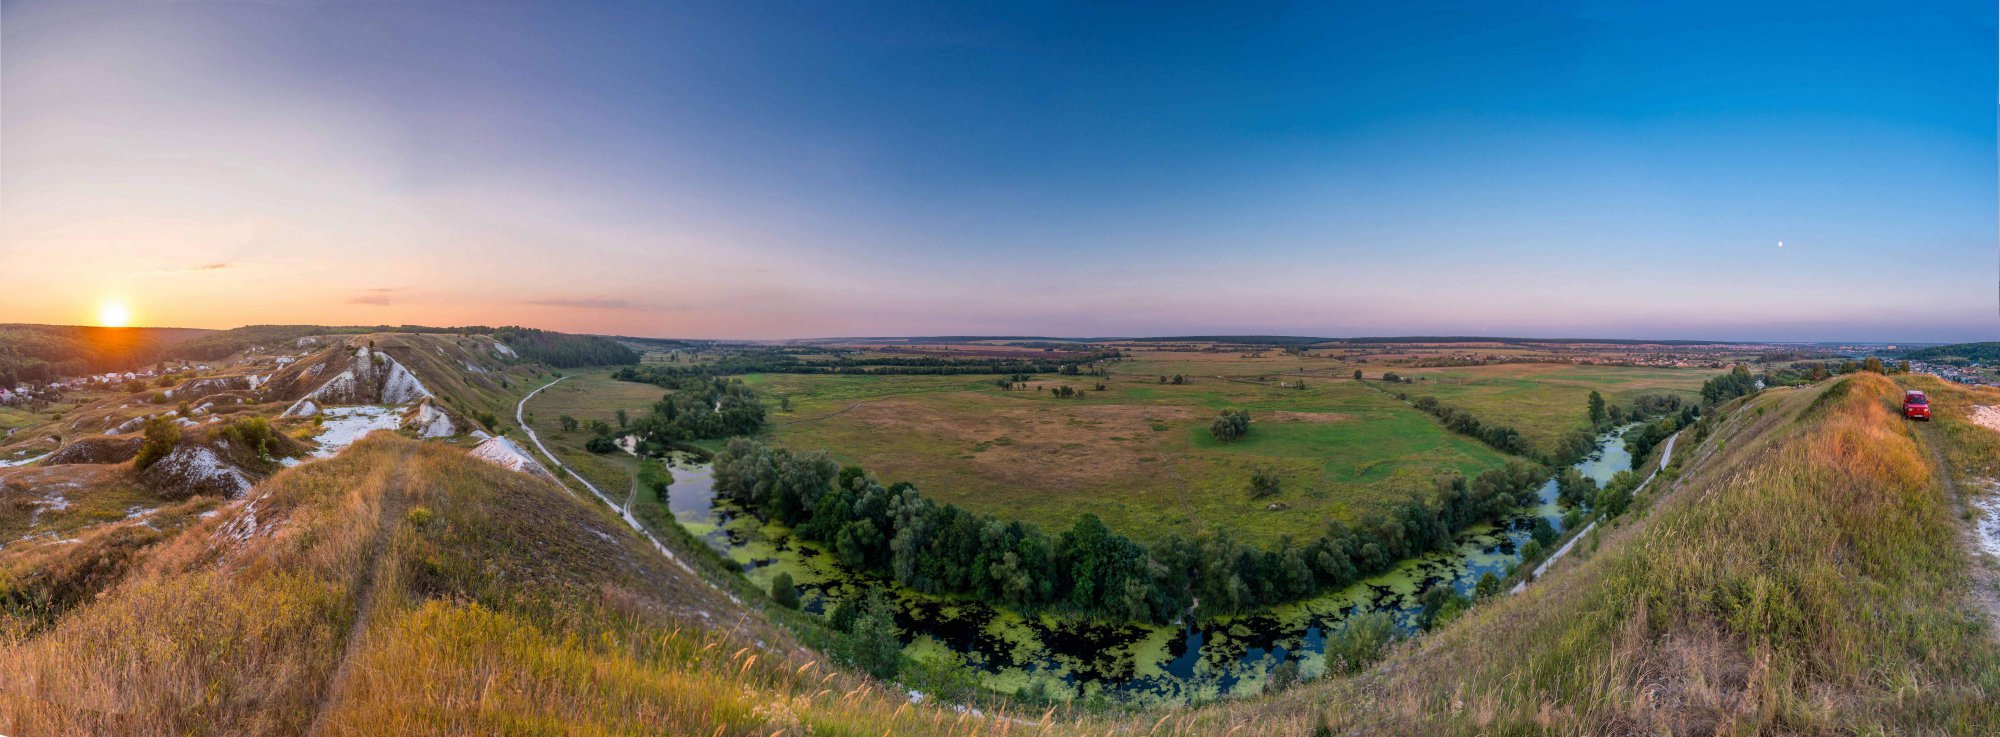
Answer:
xmin=164 ymin=324 xmax=637 ymax=367
xmin=5 ymin=342 xmax=1995 ymax=735
xmin=0 ymin=435 xmax=1041 ymax=736
xmin=1196 ymin=372 xmax=2000 ymax=735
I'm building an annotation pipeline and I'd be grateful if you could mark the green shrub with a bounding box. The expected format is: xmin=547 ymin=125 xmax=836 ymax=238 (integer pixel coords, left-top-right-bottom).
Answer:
xmin=221 ymin=416 xmax=282 ymax=461
xmin=134 ymin=416 xmax=180 ymax=470
xmin=1326 ymin=610 xmax=1396 ymax=674
xmin=770 ymin=572 xmax=800 ymax=609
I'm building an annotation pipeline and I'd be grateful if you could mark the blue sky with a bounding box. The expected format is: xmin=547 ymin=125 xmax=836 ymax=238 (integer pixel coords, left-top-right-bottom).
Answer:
xmin=2 ymin=0 xmax=1994 ymax=341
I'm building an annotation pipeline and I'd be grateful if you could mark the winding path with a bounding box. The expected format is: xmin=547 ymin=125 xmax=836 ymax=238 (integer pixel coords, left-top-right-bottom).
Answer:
xmin=517 ymin=377 xmax=704 ymax=579
xmin=305 ymin=451 xmax=411 ymax=736
xmin=1511 ymin=431 xmax=1680 ymax=595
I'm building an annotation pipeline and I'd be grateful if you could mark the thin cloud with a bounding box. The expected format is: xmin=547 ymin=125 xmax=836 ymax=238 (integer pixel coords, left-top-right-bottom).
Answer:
xmin=347 ymin=287 xmax=406 ymax=306
xmin=164 ymin=262 xmax=232 ymax=272
xmin=527 ymin=297 xmax=639 ymax=310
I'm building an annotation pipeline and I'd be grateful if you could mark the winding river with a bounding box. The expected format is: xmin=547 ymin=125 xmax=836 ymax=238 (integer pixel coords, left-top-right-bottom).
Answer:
xmin=665 ymin=425 xmax=1637 ymax=706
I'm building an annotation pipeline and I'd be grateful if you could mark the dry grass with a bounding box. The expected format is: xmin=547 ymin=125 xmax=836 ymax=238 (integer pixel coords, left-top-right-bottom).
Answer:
xmin=4 ymin=374 xmax=1994 ymax=736
xmin=1228 ymin=373 xmax=2000 ymax=735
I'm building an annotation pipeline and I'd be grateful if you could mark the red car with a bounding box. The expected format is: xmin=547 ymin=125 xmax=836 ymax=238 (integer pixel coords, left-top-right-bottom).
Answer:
xmin=1903 ymin=390 xmax=1930 ymax=421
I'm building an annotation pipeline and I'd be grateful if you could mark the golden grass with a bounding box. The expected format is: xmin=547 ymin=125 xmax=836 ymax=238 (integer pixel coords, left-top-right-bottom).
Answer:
xmin=1242 ymin=373 xmax=2000 ymax=735
xmin=5 ymin=374 xmax=1995 ymax=736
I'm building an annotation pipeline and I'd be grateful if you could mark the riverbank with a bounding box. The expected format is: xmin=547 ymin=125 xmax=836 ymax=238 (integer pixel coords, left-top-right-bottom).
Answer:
xmin=667 ymin=422 xmax=1644 ymax=706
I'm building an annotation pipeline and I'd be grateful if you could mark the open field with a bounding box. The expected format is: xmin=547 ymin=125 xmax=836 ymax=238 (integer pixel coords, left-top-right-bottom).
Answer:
xmin=1100 ymin=350 xmax=1717 ymax=455
xmin=1390 ymin=363 xmax=1714 ymax=450
xmin=730 ymin=349 xmax=1718 ymax=544
xmin=518 ymin=369 xmax=665 ymax=496
xmin=746 ymin=369 xmax=1515 ymax=544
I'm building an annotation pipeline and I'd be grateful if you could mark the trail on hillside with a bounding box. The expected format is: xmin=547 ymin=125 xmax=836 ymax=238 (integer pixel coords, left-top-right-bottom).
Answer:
xmin=519 ymin=378 xmax=720 ymax=590
xmin=1913 ymin=421 xmax=2000 ymax=642
xmin=304 ymin=453 xmax=410 ymax=737
xmin=1511 ymin=431 xmax=1678 ymax=595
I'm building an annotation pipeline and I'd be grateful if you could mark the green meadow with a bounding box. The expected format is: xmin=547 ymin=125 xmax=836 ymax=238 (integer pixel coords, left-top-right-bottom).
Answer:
xmin=745 ymin=369 xmax=1514 ymax=545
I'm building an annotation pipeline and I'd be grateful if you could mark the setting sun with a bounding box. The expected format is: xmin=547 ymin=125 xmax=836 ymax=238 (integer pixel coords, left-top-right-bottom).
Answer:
xmin=97 ymin=301 xmax=131 ymax=328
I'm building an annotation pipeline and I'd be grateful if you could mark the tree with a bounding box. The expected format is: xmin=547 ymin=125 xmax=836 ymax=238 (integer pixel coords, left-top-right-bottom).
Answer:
xmin=1595 ymin=469 xmax=1639 ymax=517
xmin=1530 ymin=517 xmax=1558 ymax=548
xmin=1417 ymin=583 xmax=1470 ymax=630
xmin=585 ymin=435 xmax=618 ymax=453
xmin=770 ymin=571 xmax=800 ymax=609
xmin=1353 ymin=369 xmax=1363 ymax=380
xmin=1587 ymin=390 xmax=1607 ymax=425
xmin=849 ymin=588 xmax=903 ymax=679
xmin=1326 ymin=611 xmax=1396 ymax=674
xmin=1474 ymin=572 xmax=1502 ymax=601
xmin=1862 ymin=357 xmax=1885 ymax=374
xmin=1382 ymin=371 xmax=1401 ymax=383
xmin=1555 ymin=467 xmax=1597 ymax=506
xmin=135 ymin=415 xmax=180 ymax=470
xmin=558 ymin=415 xmax=579 ymax=432
xmin=1266 ymin=657 xmax=1303 ymax=695
xmin=615 ymin=408 xmax=628 ymax=428
xmin=1210 ymin=409 xmax=1251 ymax=442
xmin=1247 ymin=467 xmax=1281 ymax=498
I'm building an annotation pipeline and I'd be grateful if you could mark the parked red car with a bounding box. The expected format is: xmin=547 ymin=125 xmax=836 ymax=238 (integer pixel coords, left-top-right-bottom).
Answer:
xmin=1903 ymin=390 xmax=1930 ymax=420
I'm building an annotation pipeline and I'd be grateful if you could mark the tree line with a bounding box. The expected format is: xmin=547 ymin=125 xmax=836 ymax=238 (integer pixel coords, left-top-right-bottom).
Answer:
xmin=486 ymin=327 xmax=638 ymax=367
xmin=1403 ymin=395 xmax=1538 ymax=459
xmin=712 ymin=437 xmax=1550 ymax=624
xmin=614 ymin=351 xmax=1111 ymax=380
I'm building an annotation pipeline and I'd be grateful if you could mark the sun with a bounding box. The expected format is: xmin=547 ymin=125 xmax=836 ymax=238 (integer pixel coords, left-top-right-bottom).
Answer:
xmin=97 ymin=301 xmax=131 ymax=328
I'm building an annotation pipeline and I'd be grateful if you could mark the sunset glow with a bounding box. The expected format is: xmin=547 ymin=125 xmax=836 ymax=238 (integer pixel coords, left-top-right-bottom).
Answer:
xmin=97 ymin=301 xmax=131 ymax=328
xmin=0 ymin=2 xmax=1991 ymax=342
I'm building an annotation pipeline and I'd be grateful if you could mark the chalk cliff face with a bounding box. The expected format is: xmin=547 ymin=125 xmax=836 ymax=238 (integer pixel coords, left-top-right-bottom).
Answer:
xmin=278 ymin=344 xmax=435 ymax=417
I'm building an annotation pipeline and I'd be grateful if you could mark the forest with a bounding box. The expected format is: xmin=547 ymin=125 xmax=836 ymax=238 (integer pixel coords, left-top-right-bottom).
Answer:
xmin=712 ymin=437 xmax=1549 ymax=623
xmin=0 ymin=324 xmax=207 ymax=386
xmin=613 ymin=349 xmax=1114 ymax=381
xmin=627 ymin=375 xmax=768 ymax=443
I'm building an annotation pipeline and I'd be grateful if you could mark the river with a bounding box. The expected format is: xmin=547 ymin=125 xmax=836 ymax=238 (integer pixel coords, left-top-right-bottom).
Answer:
xmin=664 ymin=425 xmax=1637 ymax=706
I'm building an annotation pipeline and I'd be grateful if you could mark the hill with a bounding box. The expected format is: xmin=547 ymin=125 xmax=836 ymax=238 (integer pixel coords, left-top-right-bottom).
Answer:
xmin=1208 ymin=372 xmax=2000 ymax=734
xmin=0 ymin=324 xmax=213 ymax=385
xmin=164 ymin=324 xmax=638 ymax=368
xmin=1902 ymin=341 xmax=2000 ymax=364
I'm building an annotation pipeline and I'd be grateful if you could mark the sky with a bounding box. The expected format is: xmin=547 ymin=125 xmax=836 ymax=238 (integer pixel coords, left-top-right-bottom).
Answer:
xmin=1 ymin=0 xmax=1994 ymax=342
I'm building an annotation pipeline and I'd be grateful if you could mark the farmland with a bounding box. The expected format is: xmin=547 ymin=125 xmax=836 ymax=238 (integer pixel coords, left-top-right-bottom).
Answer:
xmin=739 ymin=347 xmax=1721 ymax=545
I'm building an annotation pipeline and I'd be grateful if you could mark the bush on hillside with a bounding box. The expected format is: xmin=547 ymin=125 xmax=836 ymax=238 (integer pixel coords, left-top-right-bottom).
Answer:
xmin=134 ymin=416 xmax=180 ymax=470
xmin=770 ymin=572 xmax=800 ymax=609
